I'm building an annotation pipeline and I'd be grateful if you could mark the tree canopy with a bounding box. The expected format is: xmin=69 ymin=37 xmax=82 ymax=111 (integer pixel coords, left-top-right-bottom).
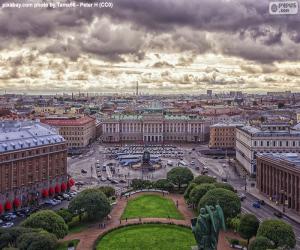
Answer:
xmin=56 ymin=208 xmax=73 ymax=223
xmin=16 ymin=231 xmax=57 ymax=250
xmin=21 ymin=210 xmax=68 ymax=239
xmin=167 ymin=167 xmax=193 ymax=190
xmin=248 ymin=236 xmax=274 ymax=250
xmin=214 ymin=182 xmax=234 ymax=192
xmin=184 ymin=182 xmax=197 ymax=201
xmin=154 ymin=179 xmax=174 ymax=192
xmin=68 ymin=188 xmax=111 ymax=221
xmin=189 ymin=184 xmax=215 ymax=207
xmin=238 ymin=214 xmax=259 ymax=245
xmin=198 ymin=188 xmax=241 ymax=219
xmin=257 ymin=219 xmax=296 ymax=249
xmin=193 ymin=175 xmax=216 ymax=185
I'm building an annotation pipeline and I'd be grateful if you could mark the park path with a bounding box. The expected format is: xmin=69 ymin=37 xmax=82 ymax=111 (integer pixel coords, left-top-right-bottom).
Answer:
xmin=61 ymin=192 xmax=194 ymax=250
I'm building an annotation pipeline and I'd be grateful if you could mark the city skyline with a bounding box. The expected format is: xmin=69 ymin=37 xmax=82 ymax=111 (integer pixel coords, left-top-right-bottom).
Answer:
xmin=0 ymin=0 xmax=299 ymax=94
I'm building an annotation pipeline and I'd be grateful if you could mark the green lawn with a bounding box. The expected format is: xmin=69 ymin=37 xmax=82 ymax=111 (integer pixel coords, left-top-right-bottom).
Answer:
xmin=96 ymin=224 xmax=196 ymax=250
xmin=121 ymin=194 xmax=183 ymax=220
xmin=57 ymin=239 xmax=80 ymax=250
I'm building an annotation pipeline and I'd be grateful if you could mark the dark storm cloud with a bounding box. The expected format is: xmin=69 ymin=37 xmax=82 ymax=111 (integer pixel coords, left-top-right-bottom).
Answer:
xmin=0 ymin=0 xmax=299 ymax=62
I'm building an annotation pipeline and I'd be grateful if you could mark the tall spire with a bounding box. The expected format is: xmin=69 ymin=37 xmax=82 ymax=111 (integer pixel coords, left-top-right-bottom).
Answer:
xmin=136 ymin=81 xmax=139 ymax=96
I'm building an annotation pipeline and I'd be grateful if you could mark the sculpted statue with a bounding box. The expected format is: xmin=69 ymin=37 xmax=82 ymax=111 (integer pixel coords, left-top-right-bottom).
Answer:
xmin=191 ymin=205 xmax=226 ymax=250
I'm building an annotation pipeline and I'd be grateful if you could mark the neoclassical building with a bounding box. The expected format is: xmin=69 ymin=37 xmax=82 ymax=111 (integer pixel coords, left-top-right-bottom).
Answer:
xmin=0 ymin=121 xmax=69 ymax=211
xmin=101 ymin=110 xmax=211 ymax=144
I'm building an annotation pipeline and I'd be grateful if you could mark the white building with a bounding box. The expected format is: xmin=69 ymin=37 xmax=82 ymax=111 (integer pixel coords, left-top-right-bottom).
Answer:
xmin=236 ymin=125 xmax=300 ymax=174
xmin=101 ymin=110 xmax=211 ymax=144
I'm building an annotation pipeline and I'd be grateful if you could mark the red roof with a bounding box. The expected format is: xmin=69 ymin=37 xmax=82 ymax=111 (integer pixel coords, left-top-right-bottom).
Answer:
xmin=41 ymin=116 xmax=95 ymax=127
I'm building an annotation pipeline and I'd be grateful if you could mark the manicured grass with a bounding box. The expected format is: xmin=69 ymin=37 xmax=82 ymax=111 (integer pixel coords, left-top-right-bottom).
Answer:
xmin=121 ymin=194 xmax=183 ymax=220
xmin=96 ymin=224 xmax=196 ymax=250
xmin=57 ymin=239 xmax=80 ymax=250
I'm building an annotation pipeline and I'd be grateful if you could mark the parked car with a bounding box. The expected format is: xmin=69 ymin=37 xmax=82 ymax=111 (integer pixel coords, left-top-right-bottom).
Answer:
xmin=119 ymin=179 xmax=127 ymax=183
xmin=111 ymin=179 xmax=119 ymax=184
xmin=1 ymin=222 xmax=14 ymax=228
xmin=252 ymin=202 xmax=261 ymax=208
xmin=191 ymin=161 xmax=195 ymax=165
xmin=6 ymin=213 xmax=17 ymax=219
xmin=62 ymin=193 xmax=71 ymax=200
xmin=258 ymin=200 xmax=265 ymax=205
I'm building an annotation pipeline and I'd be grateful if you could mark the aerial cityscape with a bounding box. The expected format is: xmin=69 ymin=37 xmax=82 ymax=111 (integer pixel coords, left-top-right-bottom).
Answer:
xmin=0 ymin=0 xmax=300 ymax=250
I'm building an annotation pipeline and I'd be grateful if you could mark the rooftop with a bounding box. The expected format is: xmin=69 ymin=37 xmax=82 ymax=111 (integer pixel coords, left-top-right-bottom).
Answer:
xmin=41 ymin=116 xmax=95 ymax=126
xmin=258 ymin=153 xmax=300 ymax=168
xmin=210 ymin=122 xmax=244 ymax=128
xmin=0 ymin=121 xmax=65 ymax=153
xmin=238 ymin=125 xmax=300 ymax=137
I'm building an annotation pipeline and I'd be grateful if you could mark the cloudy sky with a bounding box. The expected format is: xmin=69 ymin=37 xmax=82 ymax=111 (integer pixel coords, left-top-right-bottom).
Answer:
xmin=0 ymin=0 xmax=299 ymax=94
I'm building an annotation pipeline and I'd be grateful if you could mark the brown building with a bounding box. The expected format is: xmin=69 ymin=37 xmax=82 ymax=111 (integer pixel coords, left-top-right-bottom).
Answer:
xmin=209 ymin=123 xmax=243 ymax=150
xmin=256 ymin=153 xmax=300 ymax=214
xmin=0 ymin=121 xmax=70 ymax=213
xmin=41 ymin=116 xmax=96 ymax=149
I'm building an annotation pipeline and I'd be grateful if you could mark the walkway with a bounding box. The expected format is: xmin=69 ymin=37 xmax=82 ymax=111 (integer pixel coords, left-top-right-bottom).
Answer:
xmin=61 ymin=192 xmax=194 ymax=250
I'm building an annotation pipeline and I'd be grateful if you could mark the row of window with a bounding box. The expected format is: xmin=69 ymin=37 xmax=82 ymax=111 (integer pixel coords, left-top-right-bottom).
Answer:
xmin=254 ymin=140 xmax=300 ymax=147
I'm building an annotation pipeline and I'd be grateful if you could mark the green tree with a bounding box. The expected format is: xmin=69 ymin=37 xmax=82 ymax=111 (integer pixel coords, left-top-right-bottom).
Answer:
xmin=130 ymin=179 xmax=153 ymax=190
xmin=198 ymin=188 xmax=241 ymax=219
xmin=238 ymin=214 xmax=260 ymax=246
xmin=257 ymin=219 xmax=296 ymax=248
xmin=193 ymin=175 xmax=216 ymax=185
xmin=189 ymin=184 xmax=215 ymax=207
xmin=214 ymin=182 xmax=235 ymax=192
xmin=184 ymin=183 xmax=197 ymax=201
xmin=98 ymin=186 xmax=116 ymax=198
xmin=249 ymin=236 xmax=274 ymax=250
xmin=21 ymin=210 xmax=68 ymax=239
xmin=229 ymin=216 xmax=241 ymax=233
xmin=68 ymin=188 xmax=111 ymax=221
xmin=167 ymin=167 xmax=194 ymax=190
xmin=154 ymin=179 xmax=174 ymax=192
xmin=56 ymin=208 xmax=73 ymax=223
xmin=17 ymin=231 xmax=57 ymax=250
xmin=0 ymin=227 xmax=39 ymax=248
